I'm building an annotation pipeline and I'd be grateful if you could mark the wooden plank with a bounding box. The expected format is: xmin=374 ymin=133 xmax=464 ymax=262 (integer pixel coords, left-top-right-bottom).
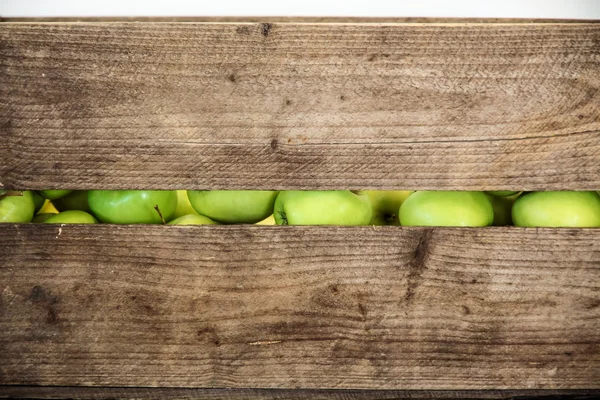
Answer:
xmin=3 ymin=17 xmax=600 ymax=23
xmin=1 ymin=22 xmax=599 ymax=191
xmin=0 ymin=386 xmax=598 ymax=400
xmin=0 ymin=224 xmax=598 ymax=389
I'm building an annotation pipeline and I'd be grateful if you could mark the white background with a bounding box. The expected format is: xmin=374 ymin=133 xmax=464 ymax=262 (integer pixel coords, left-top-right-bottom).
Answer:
xmin=1 ymin=0 xmax=600 ymax=19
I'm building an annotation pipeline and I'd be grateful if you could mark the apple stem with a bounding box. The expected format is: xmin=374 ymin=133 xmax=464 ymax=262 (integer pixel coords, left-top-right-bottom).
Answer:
xmin=0 ymin=191 xmax=23 ymax=200
xmin=154 ymin=205 xmax=166 ymax=224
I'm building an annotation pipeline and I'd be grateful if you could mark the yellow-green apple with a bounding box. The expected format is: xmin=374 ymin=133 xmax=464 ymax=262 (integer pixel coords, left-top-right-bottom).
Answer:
xmin=512 ymin=191 xmax=600 ymax=227
xmin=37 ymin=190 xmax=73 ymax=200
xmin=168 ymin=214 xmax=218 ymax=225
xmin=400 ymin=191 xmax=494 ymax=226
xmin=187 ymin=190 xmax=278 ymax=224
xmin=273 ymin=190 xmax=372 ymax=225
xmin=88 ymin=190 xmax=178 ymax=224
xmin=256 ymin=214 xmax=276 ymax=225
xmin=0 ymin=190 xmax=36 ymax=223
xmin=44 ymin=210 xmax=98 ymax=224
xmin=38 ymin=200 xmax=59 ymax=214
xmin=172 ymin=190 xmax=199 ymax=219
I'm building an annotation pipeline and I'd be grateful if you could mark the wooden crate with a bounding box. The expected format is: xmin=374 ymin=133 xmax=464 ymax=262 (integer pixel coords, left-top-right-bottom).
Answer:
xmin=0 ymin=18 xmax=599 ymax=399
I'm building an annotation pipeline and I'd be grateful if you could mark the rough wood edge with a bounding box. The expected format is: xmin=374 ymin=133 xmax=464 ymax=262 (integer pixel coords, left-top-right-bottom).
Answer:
xmin=0 ymin=386 xmax=598 ymax=400
xmin=1 ymin=16 xmax=599 ymax=24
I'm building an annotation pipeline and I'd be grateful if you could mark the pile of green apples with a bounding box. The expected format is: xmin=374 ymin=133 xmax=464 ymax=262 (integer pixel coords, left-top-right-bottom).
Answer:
xmin=1 ymin=189 xmax=599 ymax=227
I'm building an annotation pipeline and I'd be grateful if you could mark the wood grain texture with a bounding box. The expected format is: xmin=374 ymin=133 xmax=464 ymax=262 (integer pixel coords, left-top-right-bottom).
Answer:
xmin=3 ymin=17 xmax=600 ymax=23
xmin=0 ymin=386 xmax=598 ymax=400
xmin=1 ymin=22 xmax=599 ymax=191
xmin=1 ymin=224 xmax=598 ymax=389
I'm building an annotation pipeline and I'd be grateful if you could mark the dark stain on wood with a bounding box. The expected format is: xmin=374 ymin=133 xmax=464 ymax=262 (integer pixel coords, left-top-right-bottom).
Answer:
xmin=236 ymin=26 xmax=251 ymax=35
xmin=46 ymin=307 xmax=58 ymax=324
xmin=261 ymin=23 xmax=272 ymax=37
xmin=358 ymin=302 xmax=367 ymax=320
xmin=28 ymin=285 xmax=53 ymax=303
xmin=196 ymin=326 xmax=221 ymax=347
xmin=28 ymin=285 xmax=59 ymax=325
xmin=584 ymin=298 xmax=600 ymax=310
xmin=369 ymin=53 xmax=392 ymax=61
xmin=405 ymin=229 xmax=433 ymax=303
xmin=143 ymin=304 xmax=159 ymax=315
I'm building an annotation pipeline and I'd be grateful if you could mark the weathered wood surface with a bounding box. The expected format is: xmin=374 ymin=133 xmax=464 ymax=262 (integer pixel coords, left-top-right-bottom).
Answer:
xmin=1 ymin=224 xmax=598 ymax=389
xmin=3 ymin=17 xmax=599 ymax=22
xmin=1 ymin=22 xmax=599 ymax=191
xmin=0 ymin=386 xmax=598 ymax=400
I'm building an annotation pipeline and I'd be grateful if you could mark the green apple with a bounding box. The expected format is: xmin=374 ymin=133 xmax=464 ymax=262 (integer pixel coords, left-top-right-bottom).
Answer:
xmin=88 ymin=190 xmax=178 ymax=224
xmin=485 ymin=191 xmax=519 ymax=197
xmin=361 ymin=190 xmax=412 ymax=225
xmin=187 ymin=190 xmax=278 ymax=224
xmin=44 ymin=210 xmax=98 ymax=224
xmin=168 ymin=214 xmax=218 ymax=225
xmin=512 ymin=191 xmax=600 ymax=227
xmin=32 ymin=213 xmax=58 ymax=223
xmin=53 ymin=190 xmax=91 ymax=213
xmin=38 ymin=190 xmax=73 ymax=200
xmin=486 ymin=192 xmax=520 ymax=226
xmin=172 ymin=190 xmax=199 ymax=219
xmin=274 ymin=190 xmax=372 ymax=225
xmin=0 ymin=191 xmax=36 ymax=223
xmin=400 ymin=191 xmax=494 ymax=226
xmin=32 ymin=192 xmax=46 ymax=214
